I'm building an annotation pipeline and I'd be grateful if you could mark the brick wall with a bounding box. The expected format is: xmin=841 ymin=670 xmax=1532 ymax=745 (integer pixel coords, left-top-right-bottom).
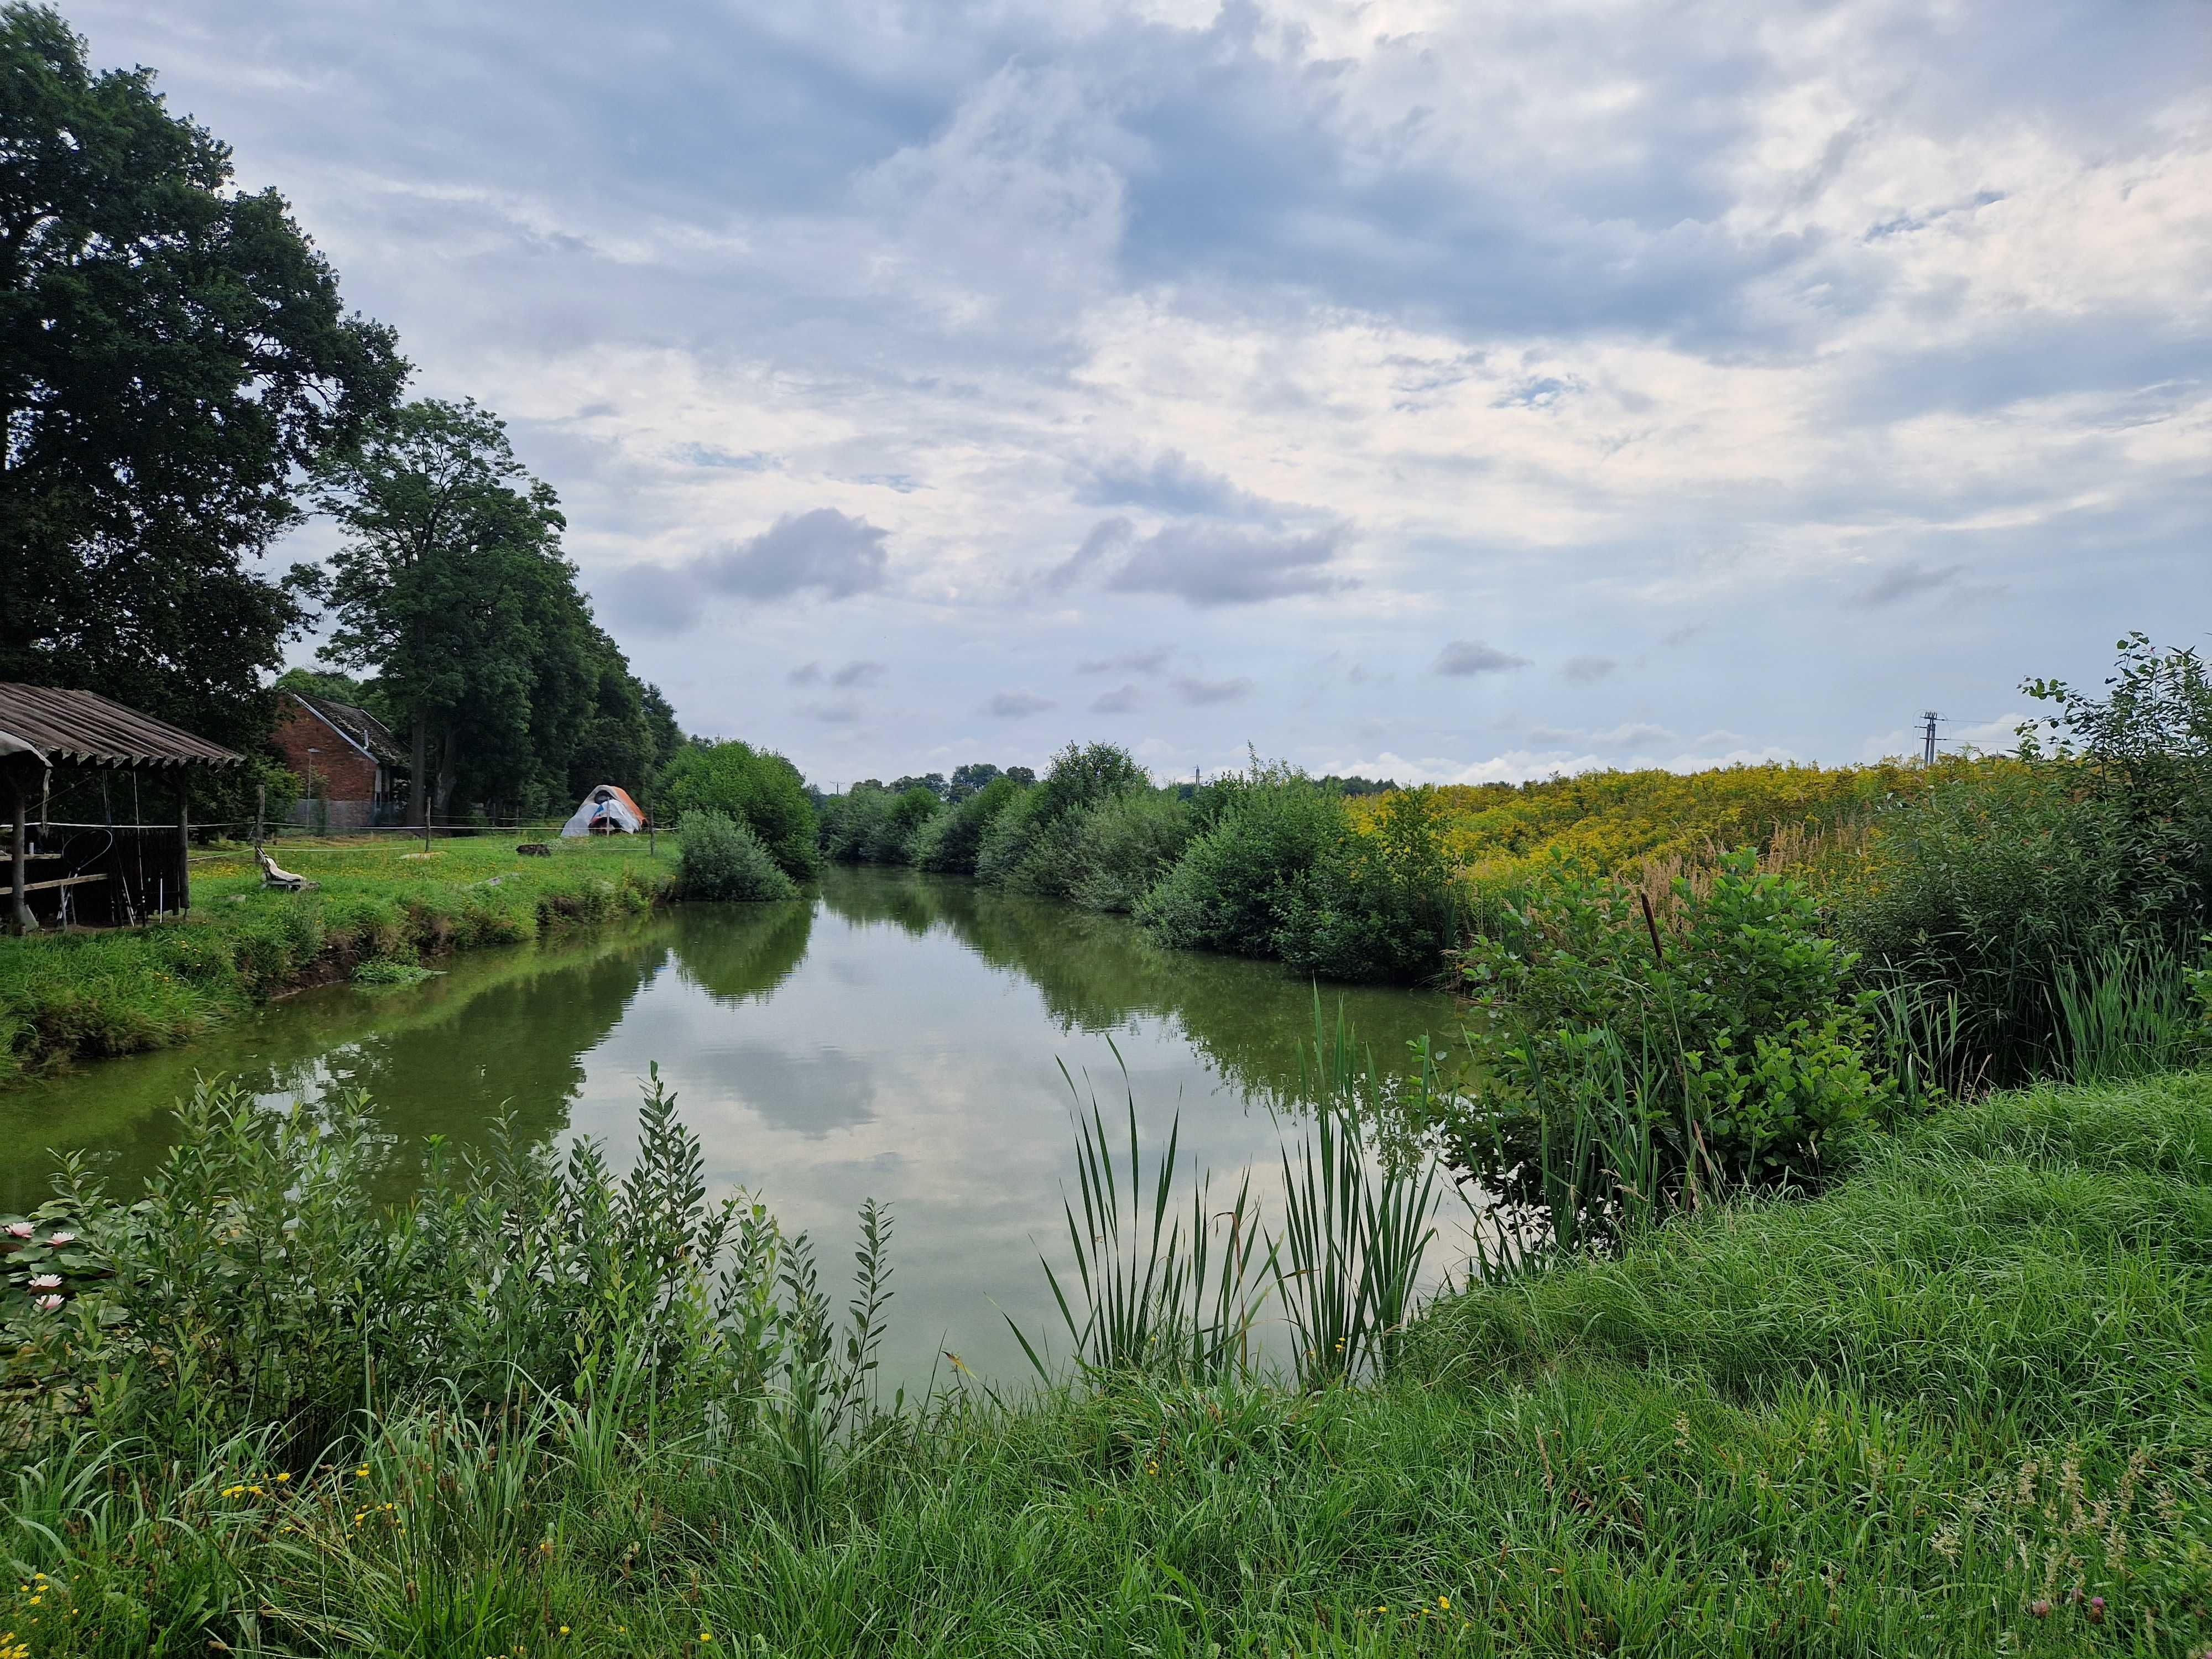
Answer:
xmin=271 ymin=701 xmax=378 ymax=804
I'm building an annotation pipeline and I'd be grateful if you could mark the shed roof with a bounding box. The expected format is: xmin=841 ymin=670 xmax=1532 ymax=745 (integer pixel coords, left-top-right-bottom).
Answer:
xmin=286 ymin=691 xmax=408 ymax=766
xmin=0 ymin=684 xmax=245 ymax=769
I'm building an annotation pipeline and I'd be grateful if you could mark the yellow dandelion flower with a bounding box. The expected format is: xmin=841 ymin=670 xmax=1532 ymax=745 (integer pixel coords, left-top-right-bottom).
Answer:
xmin=276 ymin=1472 xmax=290 ymax=1483
xmin=356 ymin=1466 xmax=369 ymax=1477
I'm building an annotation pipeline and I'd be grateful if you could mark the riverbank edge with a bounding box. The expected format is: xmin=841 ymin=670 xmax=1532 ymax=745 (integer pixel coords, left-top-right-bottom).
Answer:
xmin=0 ymin=838 xmax=679 ymax=1086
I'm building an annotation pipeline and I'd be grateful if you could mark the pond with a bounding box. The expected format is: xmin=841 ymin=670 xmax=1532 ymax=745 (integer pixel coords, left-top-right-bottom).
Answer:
xmin=1 ymin=867 xmax=1465 ymax=1385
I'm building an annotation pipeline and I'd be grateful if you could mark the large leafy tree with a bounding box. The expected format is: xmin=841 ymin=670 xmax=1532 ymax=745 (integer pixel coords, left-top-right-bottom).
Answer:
xmin=0 ymin=4 xmax=404 ymax=746
xmin=310 ymin=398 xmax=676 ymax=823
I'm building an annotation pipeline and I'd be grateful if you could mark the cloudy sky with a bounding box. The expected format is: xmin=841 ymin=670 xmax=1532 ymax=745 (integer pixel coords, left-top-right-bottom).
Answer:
xmin=78 ymin=0 xmax=2211 ymax=786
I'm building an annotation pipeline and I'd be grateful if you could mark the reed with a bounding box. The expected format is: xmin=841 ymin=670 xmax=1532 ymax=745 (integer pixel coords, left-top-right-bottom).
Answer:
xmin=2051 ymin=940 xmax=2205 ymax=1083
xmin=1009 ymin=1046 xmax=1269 ymax=1384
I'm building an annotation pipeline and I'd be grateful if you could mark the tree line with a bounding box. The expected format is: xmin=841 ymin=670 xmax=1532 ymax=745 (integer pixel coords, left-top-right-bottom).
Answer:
xmin=0 ymin=7 xmax=684 ymax=825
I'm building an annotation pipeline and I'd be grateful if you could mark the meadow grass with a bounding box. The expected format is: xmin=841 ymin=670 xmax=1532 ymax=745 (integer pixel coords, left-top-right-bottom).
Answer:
xmin=0 ymin=833 xmax=672 ymax=1083
xmin=5 ymin=1070 xmax=2209 ymax=1656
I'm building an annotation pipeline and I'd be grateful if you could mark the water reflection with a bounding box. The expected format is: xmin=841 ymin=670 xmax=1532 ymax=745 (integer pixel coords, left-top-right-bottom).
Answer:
xmin=2 ymin=869 xmax=1460 ymax=1382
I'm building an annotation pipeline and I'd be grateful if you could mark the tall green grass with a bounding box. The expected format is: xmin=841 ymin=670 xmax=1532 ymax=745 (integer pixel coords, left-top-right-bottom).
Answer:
xmin=8 ymin=1068 xmax=2212 ymax=1654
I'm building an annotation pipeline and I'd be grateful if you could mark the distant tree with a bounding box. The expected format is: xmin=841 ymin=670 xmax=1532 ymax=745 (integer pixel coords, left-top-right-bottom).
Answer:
xmin=948 ymin=763 xmax=1003 ymax=802
xmin=1005 ymin=766 xmax=1037 ymax=787
xmin=0 ymin=5 xmax=404 ymax=749
xmin=309 ymin=399 xmax=618 ymax=823
xmin=272 ymin=667 xmax=373 ymax=708
xmin=890 ymin=772 xmax=949 ymax=799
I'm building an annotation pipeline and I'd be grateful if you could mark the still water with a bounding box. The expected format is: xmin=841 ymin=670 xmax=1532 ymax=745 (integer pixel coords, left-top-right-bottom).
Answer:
xmin=2 ymin=868 xmax=1462 ymax=1384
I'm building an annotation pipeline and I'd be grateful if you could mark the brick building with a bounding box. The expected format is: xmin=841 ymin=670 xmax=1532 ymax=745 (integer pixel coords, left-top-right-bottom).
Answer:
xmin=272 ymin=692 xmax=409 ymax=829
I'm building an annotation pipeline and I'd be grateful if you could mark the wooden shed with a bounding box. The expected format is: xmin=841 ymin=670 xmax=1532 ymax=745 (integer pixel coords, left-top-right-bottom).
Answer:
xmin=0 ymin=684 xmax=245 ymax=935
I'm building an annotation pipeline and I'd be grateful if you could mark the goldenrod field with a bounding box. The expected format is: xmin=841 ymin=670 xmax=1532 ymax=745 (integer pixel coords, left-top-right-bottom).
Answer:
xmin=1345 ymin=759 xmax=1971 ymax=895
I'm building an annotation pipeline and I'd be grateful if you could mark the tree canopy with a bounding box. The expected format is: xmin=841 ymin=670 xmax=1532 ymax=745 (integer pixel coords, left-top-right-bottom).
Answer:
xmin=0 ymin=3 xmax=404 ymax=747
xmin=309 ymin=399 xmax=678 ymax=822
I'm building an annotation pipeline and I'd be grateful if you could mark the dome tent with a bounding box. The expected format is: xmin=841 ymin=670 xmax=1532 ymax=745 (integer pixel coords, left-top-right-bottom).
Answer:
xmin=560 ymin=784 xmax=647 ymax=836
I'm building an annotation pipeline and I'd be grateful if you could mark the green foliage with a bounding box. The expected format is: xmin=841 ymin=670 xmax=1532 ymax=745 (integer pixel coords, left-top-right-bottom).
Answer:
xmin=0 ymin=5 xmax=405 ymax=753
xmin=914 ymin=775 xmax=1024 ymax=874
xmin=977 ymin=743 xmax=1152 ymax=899
xmin=1276 ymin=785 xmax=1458 ymax=982
xmin=1135 ymin=760 xmax=1344 ymax=953
xmin=309 ymin=398 xmax=669 ymax=823
xmin=655 ymin=740 xmax=819 ymax=879
xmin=1066 ymin=789 xmax=1193 ymax=913
xmin=1843 ymin=637 xmax=2212 ymax=1081
xmin=817 ymin=784 xmax=943 ymax=865
xmin=676 ymin=811 xmax=802 ymax=903
xmin=1451 ymin=852 xmax=1892 ymax=1232
xmin=8 ymin=1069 xmax=2212 ymax=1653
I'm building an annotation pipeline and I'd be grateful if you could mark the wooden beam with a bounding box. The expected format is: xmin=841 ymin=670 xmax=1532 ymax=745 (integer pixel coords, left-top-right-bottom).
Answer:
xmin=175 ymin=773 xmax=191 ymax=914
xmin=0 ymin=873 xmax=106 ymax=898
xmin=7 ymin=775 xmax=25 ymax=936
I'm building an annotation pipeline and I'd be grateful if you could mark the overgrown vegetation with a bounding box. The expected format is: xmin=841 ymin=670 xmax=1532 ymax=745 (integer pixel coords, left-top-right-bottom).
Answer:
xmin=0 ymin=836 xmax=671 ymax=1084
xmin=654 ymin=740 xmax=820 ymax=880
xmin=4 ymin=1059 xmax=2210 ymax=1655
xmin=675 ymin=811 xmax=801 ymax=903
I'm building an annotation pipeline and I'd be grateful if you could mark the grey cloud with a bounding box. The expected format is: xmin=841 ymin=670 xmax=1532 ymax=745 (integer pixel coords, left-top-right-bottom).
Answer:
xmin=787 ymin=661 xmax=823 ymax=685
xmin=1076 ymin=450 xmax=1273 ymax=518
xmin=984 ymin=691 xmax=1056 ymax=718
xmin=604 ymin=561 xmax=704 ymax=635
xmin=1562 ymin=655 xmax=1617 ymax=684
xmin=1047 ymin=517 xmax=1133 ymax=590
xmin=1050 ymin=518 xmax=1348 ymax=606
xmin=1433 ymin=640 xmax=1532 ymax=677
xmin=1171 ymin=675 xmax=1254 ymax=706
xmin=1089 ymin=684 xmax=1142 ymax=714
xmin=831 ymin=660 xmax=886 ymax=688
xmin=1593 ymin=722 xmax=1677 ymax=748
xmin=698 ymin=508 xmax=890 ymax=601
xmin=1853 ymin=561 xmax=1963 ymax=608
xmin=1077 ymin=645 xmax=1174 ymax=676
xmin=797 ymin=700 xmax=863 ymax=724
xmin=1106 ymin=523 xmax=1350 ymax=607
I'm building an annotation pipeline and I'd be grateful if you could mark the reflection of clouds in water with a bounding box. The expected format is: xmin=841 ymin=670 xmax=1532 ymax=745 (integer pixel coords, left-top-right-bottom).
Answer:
xmin=700 ymin=1040 xmax=880 ymax=1139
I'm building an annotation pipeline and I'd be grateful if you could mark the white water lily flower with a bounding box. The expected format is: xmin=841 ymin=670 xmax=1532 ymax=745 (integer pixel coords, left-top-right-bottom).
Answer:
xmin=29 ymin=1274 xmax=62 ymax=1290
xmin=47 ymin=1232 xmax=75 ymax=1245
xmin=33 ymin=1294 xmax=63 ymax=1312
xmin=4 ymin=1222 xmax=32 ymax=1239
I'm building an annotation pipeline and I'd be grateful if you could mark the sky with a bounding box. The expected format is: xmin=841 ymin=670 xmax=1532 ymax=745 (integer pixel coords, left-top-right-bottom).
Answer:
xmin=74 ymin=0 xmax=2212 ymax=789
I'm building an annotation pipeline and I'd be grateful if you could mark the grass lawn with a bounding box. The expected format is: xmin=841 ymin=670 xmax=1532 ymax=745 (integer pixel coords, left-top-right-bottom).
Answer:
xmin=6 ymin=1070 xmax=2209 ymax=1655
xmin=0 ymin=832 xmax=672 ymax=1084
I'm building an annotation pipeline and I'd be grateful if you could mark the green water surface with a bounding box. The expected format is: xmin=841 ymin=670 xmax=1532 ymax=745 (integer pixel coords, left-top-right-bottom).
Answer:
xmin=2 ymin=867 xmax=1462 ymax=1382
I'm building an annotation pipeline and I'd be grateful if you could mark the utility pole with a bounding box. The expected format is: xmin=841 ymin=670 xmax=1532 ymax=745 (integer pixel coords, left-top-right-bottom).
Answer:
xmin=1921 ymin=710 xmax=1942 ymax=768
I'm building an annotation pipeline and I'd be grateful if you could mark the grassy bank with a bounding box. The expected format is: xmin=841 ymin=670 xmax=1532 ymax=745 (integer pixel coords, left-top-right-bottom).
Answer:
xmin=0 ymin=833 xmax=673 ymax=1084
xmin=4 ymin=1068 xmax=2209 ymax=1655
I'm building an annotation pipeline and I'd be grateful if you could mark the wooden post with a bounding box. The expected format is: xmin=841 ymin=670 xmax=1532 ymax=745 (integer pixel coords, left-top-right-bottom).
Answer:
xmin=7 ymin=774 xmax=27 ymax=937
xmin=254 ymin=782 xmax=267 ymax=854
xmin=175 ymin=771 xmax=191 ymax=914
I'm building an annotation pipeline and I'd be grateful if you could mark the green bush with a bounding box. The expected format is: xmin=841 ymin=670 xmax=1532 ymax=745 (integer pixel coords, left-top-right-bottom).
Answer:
xmin=1135 ymin=761 xmax=1343 ymax=954
xmin=654 ymin=740 xmax=819 ymax=879
xmin=676 ymin=811 xmax=801 ymax=902
xmin=1841 ymin=637 xmax=2212 ymax=1081
xmin=1067 ymin=789 xmax=1193 ymax=912
xmin=909 ymin=774 xmax=1024 ymax=874
xmin=1448 ymin=851 xmax=1892 ymax=1234
xmin=1275 ymin=785 xmax=1457 ymax=981
xmin=977 ymin=743 xmax=1149 ymax=898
